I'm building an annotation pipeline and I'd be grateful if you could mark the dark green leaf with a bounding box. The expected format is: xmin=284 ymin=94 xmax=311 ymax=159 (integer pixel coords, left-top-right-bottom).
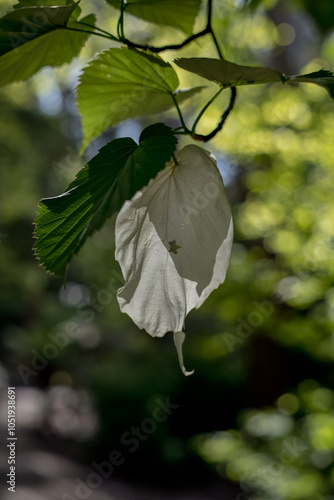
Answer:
xmin=12 ymin=0 xmax=82 ymax=22
xmin=288 ymin=70 xmax=334 ymax=99
xmin=34 ymin=123 xmax=177 ymax=276
xmin=0 ymin=3 xmax=78 ymax=56
xmin=0 ymin=5 xmax=94 ymax=86
xmin=13 ymin=0 xmax=75 ymax=5
xmin=77 ymin=47 xmax=179 ymax=152
xmin=175 ymin=85 xmax=205 ymax=103
xmin=175 ymin=57 xmax=285 ymax=87
xmin=107 ymin=0 xmax=202 ymax=34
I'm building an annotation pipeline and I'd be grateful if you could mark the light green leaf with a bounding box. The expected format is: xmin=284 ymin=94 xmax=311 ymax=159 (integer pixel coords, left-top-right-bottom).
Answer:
xmin=175 ymin=58 xmax=334 ymax=100
xmin=0 ymin=5 xmax=94 ymax=86
xmin=34 ymin=123 xmax=177 ymax=276
xmin=107 ymin=0 xmax=202 ymax=34
xmin=175 ymin=57 xmax=285 ymax=87
xmin=77 ymin=47 xmax=179 ymax=152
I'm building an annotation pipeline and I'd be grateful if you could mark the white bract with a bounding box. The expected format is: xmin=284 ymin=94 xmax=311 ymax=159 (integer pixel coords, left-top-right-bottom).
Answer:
xmin=115 ymin=144 xmax=233 ymax=375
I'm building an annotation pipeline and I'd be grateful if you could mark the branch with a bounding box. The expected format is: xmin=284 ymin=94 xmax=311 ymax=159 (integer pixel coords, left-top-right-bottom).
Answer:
xmin=123 ymin=28 xmax=210 ymax=53
xmin=121 ymin=0 xmax=213 ymax=53
xmin=117 ymin=0 xmax=237 ymax=143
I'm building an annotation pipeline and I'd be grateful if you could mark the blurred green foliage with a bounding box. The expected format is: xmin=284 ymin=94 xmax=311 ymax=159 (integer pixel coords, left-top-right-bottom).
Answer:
xmin=195 ymin=381 xmax=334 ymax=499
xmin=1 ymin=0 xmax=334 ymax=496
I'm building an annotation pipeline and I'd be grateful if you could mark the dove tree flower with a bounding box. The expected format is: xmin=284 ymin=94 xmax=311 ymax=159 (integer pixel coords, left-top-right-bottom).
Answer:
xmin=115 ymin=145 xmax=234 ymax=375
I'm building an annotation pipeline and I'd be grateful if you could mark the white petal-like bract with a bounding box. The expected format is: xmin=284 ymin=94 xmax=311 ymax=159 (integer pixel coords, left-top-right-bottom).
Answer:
xmin=115 ymin=145 xmax=233 ymax=374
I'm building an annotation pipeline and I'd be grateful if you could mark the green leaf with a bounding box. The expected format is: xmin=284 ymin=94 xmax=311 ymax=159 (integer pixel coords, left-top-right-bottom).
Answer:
xmin=34 ymin=123 xmax=177 ymax=276
xmin=175 ymin=57 xmax=285 ymax=87
xmin=175 ymin=58 xmax=334 ymax=100
xmin=13 ymin=0 xmax=75 ymax=5
xmin=0 ymin=3 xmax=78 ymax=56
xmin=77 ymin=47 xmax=179 ymax=152
xmin=107 ymin=0 xmax=202 ymax=34
xmin=0 ymin=5 xmax=94 ymax=86
xmin=288 ymin=70 xmax=334 ymax=99
xmin=12 ymin=0 xmax=82 ymax=22
xmin=175 ymin=85 xmax=205 ymax=103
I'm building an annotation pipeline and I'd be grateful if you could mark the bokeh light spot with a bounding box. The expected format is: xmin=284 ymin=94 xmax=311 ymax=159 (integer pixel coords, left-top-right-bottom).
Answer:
xmin=275 ymin=23 xmax=296 ymax=46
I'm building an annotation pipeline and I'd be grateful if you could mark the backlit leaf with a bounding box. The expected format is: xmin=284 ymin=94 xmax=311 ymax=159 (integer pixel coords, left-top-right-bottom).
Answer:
xmin=77 ymin=47 xmax=179 ymax=151
xmin=175 ymin=58 xmax=334 ymax=100
xmin=0 ymin=4 xmax=94 ymax=86
xmin=175 ymin=57 xmax=284 ymax=87
xmin=34 ymin=123 xmax=177 ymax=276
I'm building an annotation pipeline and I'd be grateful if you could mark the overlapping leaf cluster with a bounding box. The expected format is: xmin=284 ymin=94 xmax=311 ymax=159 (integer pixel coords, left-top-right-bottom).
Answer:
xmin=0 ymin=0 xmax=333 ymax=275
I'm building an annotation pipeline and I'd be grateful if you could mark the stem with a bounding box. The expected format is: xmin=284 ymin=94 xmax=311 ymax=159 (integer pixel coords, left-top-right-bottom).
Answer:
xmin=171 ymin=95 xmax=190 ymax=134
xmin=211 ymin=30 xmax=224 ymax=59
xmin=65 ymin=27 xmax=116 ymax=41
xmin=206 ymin=0 xmax=224 ymax=59
xmin=117 ymin=0 xmax=126 ymax=40
xmin=187 ymin=0 xmax=236 ymax=142
xmin=191 ymin=86 xmax=223 ymax=134
xmin=77 ymin=22 xmax=118 ymax=40
xmin=193 ymin=87 xmax=237 ymax=142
